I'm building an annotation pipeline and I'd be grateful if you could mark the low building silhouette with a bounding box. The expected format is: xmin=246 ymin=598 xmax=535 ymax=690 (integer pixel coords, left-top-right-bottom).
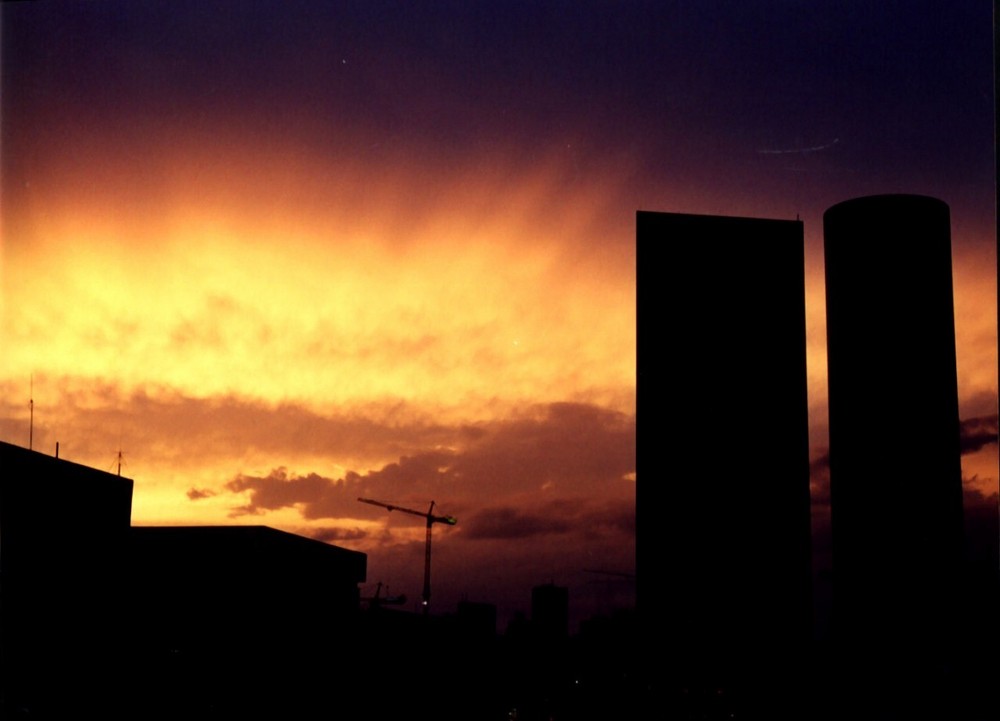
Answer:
xmin=127 ymin=525 xmax=365 ymax=653
xmin=0 ymin=440 xmax=367 ymax=715
xmin=531 ymin=582 xmax=569 ymax=641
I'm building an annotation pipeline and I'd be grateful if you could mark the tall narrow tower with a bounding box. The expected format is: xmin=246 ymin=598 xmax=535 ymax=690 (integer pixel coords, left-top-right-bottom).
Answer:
xmin=637 ymin=210 xmax=812 ymax=664
xmin=823 ymin=194 xmax=964 ymax=649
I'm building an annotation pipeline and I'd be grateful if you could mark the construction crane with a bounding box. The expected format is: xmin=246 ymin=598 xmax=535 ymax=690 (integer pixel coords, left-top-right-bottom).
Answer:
xmin=357 ymin=498 xmax=457 ymax=616
xmin=361 ymin=581 xmax=407 ymax=610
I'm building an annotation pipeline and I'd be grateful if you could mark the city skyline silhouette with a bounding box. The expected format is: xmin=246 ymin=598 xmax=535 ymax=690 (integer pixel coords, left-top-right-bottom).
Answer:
xmin=2 ymin=0 xmax=994 ymax=640
xmin=4 ymin=193 xmax=996 ymax=716
xmin=1 ymin=2 xmax=996 ymax=718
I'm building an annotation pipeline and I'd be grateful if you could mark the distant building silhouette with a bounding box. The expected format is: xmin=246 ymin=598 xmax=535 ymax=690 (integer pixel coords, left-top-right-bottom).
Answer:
xmin=636 ymin=211 xmax=812 ymax=664
xmin=823 ymin=194 xmax=964 ymax=649
xmin=531 ymin=583 xmax=569 ymax=640
xmin=456 ymin=599 xmax=498 ymax=640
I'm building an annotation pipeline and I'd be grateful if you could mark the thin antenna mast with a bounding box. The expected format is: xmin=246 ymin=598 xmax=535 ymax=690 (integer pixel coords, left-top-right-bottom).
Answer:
xmin=116 ymin=425 xmax=126 ymax=476
xmin=29 ymin=374 xmax=34 ymax=450
xmin=107 ymin=444 xmax=127 ymax=477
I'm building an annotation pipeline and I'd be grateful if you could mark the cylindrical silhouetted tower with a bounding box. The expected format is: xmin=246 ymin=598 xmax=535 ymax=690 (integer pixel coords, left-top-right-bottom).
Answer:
xmin=824 ymin=194 xmax=964 ymax=651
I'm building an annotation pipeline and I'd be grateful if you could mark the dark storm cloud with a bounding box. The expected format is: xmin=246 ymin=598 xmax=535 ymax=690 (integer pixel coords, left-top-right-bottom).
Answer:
xmin=0 ymin=378 xmax=464 ymax=471
xmin=302 ymin=526 xmax=369 ymax=544
xmin=461 ymin=497 xmax=635 ymax=542
xmin=227 ymin=467 xmax=342 ymax=516
xmin=463 ymin=507 xmax=573 ymax=540
xmin=11 ymin=1 xmax=985 ymax=178
xmin=226 ymin=450 xmax=458 ymax=519
xmin=439 ymin=495 xmax=635 ymax=542
xmin=4 ymin=0 xmax=992 ymax=264
xmin=1 ymin=1 xmax=666 ymax=169
xmin=448 ymin=402 xmax=635 ymax=498
xmin=959 ymin=414 xmax=999 ymax=454
xmin=581 ymin=499 xmax=636 ymax=537
xmin=224 ymin=402 xmax=635 ymax=525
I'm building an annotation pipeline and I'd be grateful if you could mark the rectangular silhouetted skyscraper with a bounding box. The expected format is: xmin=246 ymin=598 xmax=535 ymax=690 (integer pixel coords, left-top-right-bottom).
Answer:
xmin=636 ymin=210 xmax=812 ymax=666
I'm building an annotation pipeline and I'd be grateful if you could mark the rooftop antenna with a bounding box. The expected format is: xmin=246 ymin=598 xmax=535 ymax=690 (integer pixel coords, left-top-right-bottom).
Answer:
xmin=29 ymin=374 xmax=34 ymax=450
xmin=108 ymin=444 xmax=127 ymax=477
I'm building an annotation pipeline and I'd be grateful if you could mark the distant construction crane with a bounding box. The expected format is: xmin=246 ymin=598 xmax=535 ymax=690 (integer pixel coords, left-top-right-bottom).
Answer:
xmin=361 ymin=581 xmax=407 ymax=610
xmin=357 ymin=498 xmax=457 ymax=616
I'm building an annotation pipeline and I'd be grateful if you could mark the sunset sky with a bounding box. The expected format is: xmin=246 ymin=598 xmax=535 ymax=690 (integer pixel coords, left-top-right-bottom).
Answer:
xmin=1 ymin=1 xmax=995 ymax=630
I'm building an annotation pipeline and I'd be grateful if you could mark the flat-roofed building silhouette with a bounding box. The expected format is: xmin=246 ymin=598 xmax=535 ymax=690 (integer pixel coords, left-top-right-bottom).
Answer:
xmin=823 ymin=194 xmax=964 ymax=649
xmin=128 ymin=525 xmax=366 ymax=651
xmin=0 ymin=440 xmax=369 ymax=715
xmin=124 ymin=524 xmax=368 ymax=713
xmin=636 ymin=210 xmax=812 ymax=664
xmin=0 ymin=440 xmax=134 ymax=714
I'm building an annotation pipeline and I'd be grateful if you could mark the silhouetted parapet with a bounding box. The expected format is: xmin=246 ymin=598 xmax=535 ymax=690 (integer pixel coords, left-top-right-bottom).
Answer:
xmin=636 ymin=211 xmax=812 ymax=669
xmin=823 ymin=195 xmax=964 ymax=653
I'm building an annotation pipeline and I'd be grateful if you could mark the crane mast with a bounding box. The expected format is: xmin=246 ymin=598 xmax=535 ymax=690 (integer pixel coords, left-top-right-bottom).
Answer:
xmin=358 ymin=497 xmax=457 ymax=615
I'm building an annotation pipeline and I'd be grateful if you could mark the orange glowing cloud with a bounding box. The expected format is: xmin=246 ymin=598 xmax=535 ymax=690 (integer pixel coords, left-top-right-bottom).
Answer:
xmin=2 ymin=132 xmax=637 ymax=421
xmin=1 ymin=126 xmax=640 ymax=540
